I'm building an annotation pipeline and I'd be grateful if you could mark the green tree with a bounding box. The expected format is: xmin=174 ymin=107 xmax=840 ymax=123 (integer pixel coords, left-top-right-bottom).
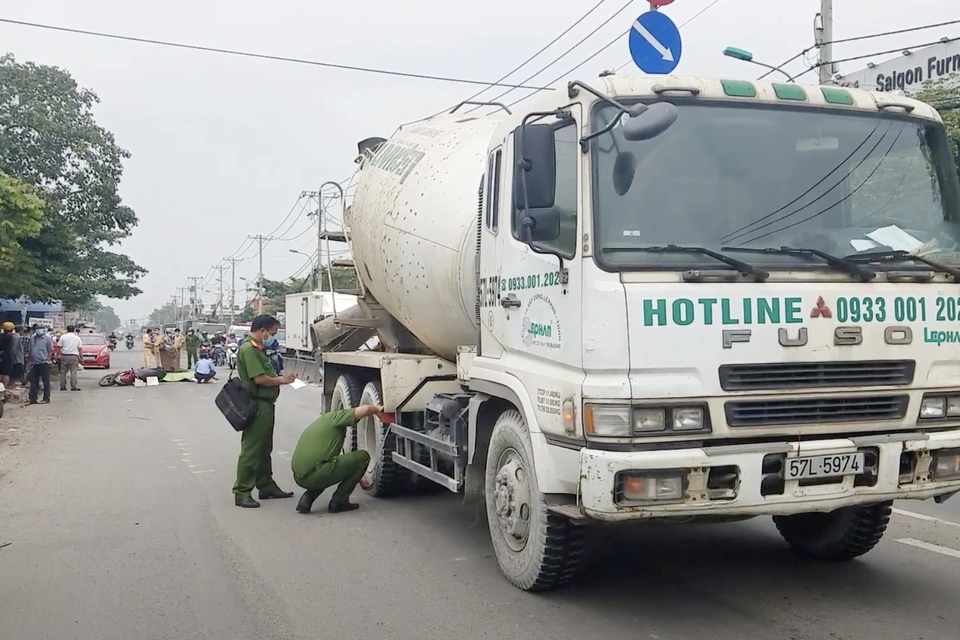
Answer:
xmin=0 ymin=54 xmax=145 ymax=307
xmin=77 ymin=300 xmax=121 ymax=332
xmin=0 ymin=170 xmax=44 ymax=298
xmin=913 ymin=74 xmax=960 ymax=141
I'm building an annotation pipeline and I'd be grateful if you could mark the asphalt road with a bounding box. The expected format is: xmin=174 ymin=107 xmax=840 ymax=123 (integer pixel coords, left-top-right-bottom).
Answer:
xmin=2 ymin=349 xmax=960 ymax=640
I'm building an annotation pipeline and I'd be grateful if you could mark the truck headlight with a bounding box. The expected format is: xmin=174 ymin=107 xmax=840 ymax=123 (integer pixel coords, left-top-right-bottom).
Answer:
xmin=616 ymin=471 xmax=685 ymax=504
xmin=933 ymin=448 xmax=960 ymax=481
xmin=919 ymin=394 xmax=960 ymax=420
xmin=672 ymin=407 xmax=704 ymax=430
xmin=585 ymin=405 xmax=632 ymax=436
xmin=585 ymin=404 xmax=710 ymax=436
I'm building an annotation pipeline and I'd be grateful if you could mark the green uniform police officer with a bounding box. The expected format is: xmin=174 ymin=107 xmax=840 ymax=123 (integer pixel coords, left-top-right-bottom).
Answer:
xmin=233 ymin=314 xmax=297 ymax=508
xmin=291 ymin=404 xmax=382 ymax=513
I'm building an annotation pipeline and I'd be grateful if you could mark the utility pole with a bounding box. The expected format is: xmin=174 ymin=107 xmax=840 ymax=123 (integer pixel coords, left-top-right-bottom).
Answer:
xmin=319 ymin=181 xmax=346 ymax=293
xmin=247 ymin=235 xmax=276 ymax=315
xmin=215 ymin=263 xmax=225 ymax=321
xmin=176 ymin=287 xmax=186 ymax=323
xmin=223 ymin=257 xmax=242 ymax=325
xmin=816 ymin=0 xmax=835 ymax=85
xmin=187 ymin=276 xmax=203 ymax=320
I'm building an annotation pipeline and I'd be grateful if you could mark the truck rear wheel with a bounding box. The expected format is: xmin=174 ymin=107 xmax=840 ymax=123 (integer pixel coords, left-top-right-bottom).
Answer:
xmin=773 ymin=501 xmax=893 ymax=561
xmin=484 ymin=409 xmax=584 ymax=591
xmin=331 ymin=374 xmax=361 ymax=454
xmin=357 ymin=381 xmax=407 ymax=497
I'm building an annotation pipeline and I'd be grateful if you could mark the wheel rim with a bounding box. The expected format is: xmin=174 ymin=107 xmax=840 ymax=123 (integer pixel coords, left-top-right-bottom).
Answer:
xmin=493 ymin=447 xmax=532 ymax=553
xmin=358 ymin=414 xmax=379 ymax=489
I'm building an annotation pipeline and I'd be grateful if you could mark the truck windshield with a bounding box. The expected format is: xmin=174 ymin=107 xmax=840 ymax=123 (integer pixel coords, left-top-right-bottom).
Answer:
xmin=591 ymin=101 xmax=960 ymax=271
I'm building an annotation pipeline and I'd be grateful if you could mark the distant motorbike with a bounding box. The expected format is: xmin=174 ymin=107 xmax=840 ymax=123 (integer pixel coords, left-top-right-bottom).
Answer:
xmin=226 ymin=343 xmax=239 ymax=370
xmin=108 ymin=337 xmax=118 ymax=351
xmin=213 ymin=344 xmax=227 ymax=367
xmin=125 ymin=336 xmax=134 ymax=350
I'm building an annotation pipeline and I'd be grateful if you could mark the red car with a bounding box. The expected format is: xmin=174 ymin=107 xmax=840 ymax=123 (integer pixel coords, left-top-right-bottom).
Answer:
xmin=79 ymin=333 xmax=111 ymax=369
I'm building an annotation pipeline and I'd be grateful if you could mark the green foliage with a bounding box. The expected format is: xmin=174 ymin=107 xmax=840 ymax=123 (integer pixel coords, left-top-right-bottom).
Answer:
xmin=913 ymin=74 xmax=960 ymax=142
xmin=0 ymin=54 xmax=145 ymax=307
xmin=0 ymin=170 xmax=44 ymax=298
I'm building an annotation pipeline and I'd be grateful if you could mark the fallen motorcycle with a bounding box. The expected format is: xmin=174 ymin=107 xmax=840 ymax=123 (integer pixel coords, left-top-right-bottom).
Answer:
xmin=99 ymin=367 xmax=167 ymax=387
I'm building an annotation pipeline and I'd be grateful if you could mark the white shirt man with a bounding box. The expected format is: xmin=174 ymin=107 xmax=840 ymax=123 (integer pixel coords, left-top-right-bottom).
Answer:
xmin=57 ymin=330 xmax=82 ymax=357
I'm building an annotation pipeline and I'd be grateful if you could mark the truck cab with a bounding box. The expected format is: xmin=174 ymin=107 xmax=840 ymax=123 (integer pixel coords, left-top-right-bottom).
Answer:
xmin=473 ymin=75 xmax=960 ymax=565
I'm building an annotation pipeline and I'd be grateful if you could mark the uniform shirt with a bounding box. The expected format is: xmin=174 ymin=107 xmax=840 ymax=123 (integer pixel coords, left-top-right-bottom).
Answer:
xmin=291 ymin=408 xmax=357 ymax=478
xmin=186 ymin=334 xmax=200 ymax=350
xmin=29 ymin=334 xmax=53 ymax=364
xmin=143 ymin=334 xmax=154 ymax=350
xmin=237 ymin=335 xmax=280 ymax=402
xmin=194 ymin=358 xmax=216 ymax=375
xmin=58 ymin=332 xmax=82 ymax=357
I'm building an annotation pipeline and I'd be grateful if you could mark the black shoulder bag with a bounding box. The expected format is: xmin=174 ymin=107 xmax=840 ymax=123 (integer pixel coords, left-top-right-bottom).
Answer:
xmin=215 ymin=370 xmax=257 ymax=431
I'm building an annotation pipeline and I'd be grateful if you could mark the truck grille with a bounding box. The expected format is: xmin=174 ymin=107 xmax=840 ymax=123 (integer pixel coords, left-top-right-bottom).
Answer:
xmin=719 ymin=360 xmax=915 ymax=391
xmin=725 ymin=395 xmax=909 ymax=427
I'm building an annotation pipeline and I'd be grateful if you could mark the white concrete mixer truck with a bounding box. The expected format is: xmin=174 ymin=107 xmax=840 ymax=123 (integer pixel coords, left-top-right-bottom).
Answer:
xmin=317 ymin=73 xmax=960 ymax=591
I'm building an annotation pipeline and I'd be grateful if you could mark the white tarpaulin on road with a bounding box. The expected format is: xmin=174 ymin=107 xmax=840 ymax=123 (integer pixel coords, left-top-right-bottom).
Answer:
xmin=837 ymin=38 xmax=960 ymax=93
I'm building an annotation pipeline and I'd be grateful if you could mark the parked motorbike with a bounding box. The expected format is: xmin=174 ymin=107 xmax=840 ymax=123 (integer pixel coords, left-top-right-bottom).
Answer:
xmin=226 ymin=343 xmax=239 ymax=370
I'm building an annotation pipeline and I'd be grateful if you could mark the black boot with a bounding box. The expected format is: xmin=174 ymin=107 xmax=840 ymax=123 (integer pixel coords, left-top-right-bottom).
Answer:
xmin=235 ymin=494 xmax=260 ymax=508
xmin=296 ymin=490 xmax=320 ymax=514
xmin=259 ymin=487 xmax=294 ymax=500
xmin=328 ymin=499 xmax=360 ymax=513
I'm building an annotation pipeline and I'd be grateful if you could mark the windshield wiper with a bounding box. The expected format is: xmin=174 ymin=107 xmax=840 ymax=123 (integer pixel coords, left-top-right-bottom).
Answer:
xmin=842 ymin=249 xmax=960 ymax=280
xmin=721 ymin=246 xmax=876 ymax=281
xmin=603 ymin=244 xmax=769 ymax=281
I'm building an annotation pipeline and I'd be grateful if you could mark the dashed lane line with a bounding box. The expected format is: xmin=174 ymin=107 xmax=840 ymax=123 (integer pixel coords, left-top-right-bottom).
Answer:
xmin=896 ymin=538 xmax=960 ymax=559
xmin=893 ymin=507 xmax=960 ymax=530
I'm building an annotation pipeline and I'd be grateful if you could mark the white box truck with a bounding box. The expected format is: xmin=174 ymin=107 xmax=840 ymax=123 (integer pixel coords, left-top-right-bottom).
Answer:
xmin=315 ymin=73 xmax=960 ymax=591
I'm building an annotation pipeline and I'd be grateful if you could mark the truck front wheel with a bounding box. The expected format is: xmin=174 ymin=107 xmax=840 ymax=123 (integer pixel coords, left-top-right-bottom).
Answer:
xmin=773 ymin=501 xmax=893 ymax=561
xmin=484 ymin=409 xmax=584 ymax=591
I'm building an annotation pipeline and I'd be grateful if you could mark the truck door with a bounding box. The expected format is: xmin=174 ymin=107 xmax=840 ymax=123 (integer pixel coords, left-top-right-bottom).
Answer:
xmin=481 ymin=109 xmax=584 ymax=435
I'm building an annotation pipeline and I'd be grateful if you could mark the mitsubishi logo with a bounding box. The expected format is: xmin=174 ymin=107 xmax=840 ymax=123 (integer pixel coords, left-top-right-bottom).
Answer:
xmin=810 ymin=296 xmax=832 ymax=319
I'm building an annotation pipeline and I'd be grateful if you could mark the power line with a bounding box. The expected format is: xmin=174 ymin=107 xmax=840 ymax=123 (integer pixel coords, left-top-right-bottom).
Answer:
xmin=792 ymin=37 xmax=960 ymax=81
xmin=0 ymin=17 xmax=554 ymax=90
xmin=469 ymin=0 xmax=637 ymax=113
xmin=445 ymin=0 xmax=611 ymax=115
xmin=501 ymin=0 xmax=721 ymax=110
xmin=759 ymin=18 xmax=960 ymax=80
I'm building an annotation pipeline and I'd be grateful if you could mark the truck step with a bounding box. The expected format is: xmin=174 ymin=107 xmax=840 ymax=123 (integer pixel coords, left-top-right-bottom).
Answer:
xmin=389 ymin=422 xmax=462 ymax=493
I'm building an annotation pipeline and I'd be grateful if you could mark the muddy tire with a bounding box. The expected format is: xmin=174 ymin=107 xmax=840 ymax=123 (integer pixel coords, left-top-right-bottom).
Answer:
xmin=356 ymin=380 xmax=408 ymax=497
xmin=774 ymin=501 xmax=893 ymax=561
xmin=331 ymin=374 xmax=362 ymax=454
xmin=485 ymin=410 xmax=584 ymax=591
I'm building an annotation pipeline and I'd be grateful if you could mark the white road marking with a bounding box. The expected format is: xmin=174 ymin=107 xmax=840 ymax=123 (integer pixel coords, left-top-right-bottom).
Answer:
xmin=172 ymin=438 xmax=185 ymax=442
xmin=191 ymin=469 xmax=215 ymax=475
xmin=896 ymin=537 xmax=960 ymax=559
xmin=892 ymin=507 xmax=960 ymax=530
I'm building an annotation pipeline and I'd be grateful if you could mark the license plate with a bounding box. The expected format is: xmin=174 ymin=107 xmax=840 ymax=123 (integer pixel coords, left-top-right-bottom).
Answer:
xmin=785 ymin=452 xmax=865 ymax=480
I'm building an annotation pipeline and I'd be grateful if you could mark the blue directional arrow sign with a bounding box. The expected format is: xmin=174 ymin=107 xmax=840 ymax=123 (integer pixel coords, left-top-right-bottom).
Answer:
xmin=628 ymin=11 xmax=682 ymax=74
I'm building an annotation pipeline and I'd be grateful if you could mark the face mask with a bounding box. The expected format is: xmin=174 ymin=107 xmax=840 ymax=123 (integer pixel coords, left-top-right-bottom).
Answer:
xmin=35 ymin=329 xmax=45 ymax=336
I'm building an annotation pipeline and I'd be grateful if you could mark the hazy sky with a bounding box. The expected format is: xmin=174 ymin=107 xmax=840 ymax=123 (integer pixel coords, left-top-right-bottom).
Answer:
xmin=2 ymin=0 xmax=958 ymax=322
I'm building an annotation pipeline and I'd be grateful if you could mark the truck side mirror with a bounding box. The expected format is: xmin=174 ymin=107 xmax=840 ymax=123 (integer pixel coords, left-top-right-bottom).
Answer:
xmin=513 ymin=123 xmax=556 ymax=211
xmin=520 ymin=209 xmax=561 ymax=243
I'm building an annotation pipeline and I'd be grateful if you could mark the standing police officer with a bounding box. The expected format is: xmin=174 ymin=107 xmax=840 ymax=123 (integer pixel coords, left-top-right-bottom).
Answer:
xmin=233 ymin=314 xmax=297 ymax=508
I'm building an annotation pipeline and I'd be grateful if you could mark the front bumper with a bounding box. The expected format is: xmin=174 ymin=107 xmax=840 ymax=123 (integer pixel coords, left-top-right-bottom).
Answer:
xmin=578 ymin=429 xmax=960 ymax=521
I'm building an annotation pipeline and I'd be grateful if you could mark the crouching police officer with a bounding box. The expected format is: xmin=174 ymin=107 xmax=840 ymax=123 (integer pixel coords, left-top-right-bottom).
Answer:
xmin=233 ymin=314 xmax=297 ymax=508
xmin=290 ymin=404 xmax=382 ymax=514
